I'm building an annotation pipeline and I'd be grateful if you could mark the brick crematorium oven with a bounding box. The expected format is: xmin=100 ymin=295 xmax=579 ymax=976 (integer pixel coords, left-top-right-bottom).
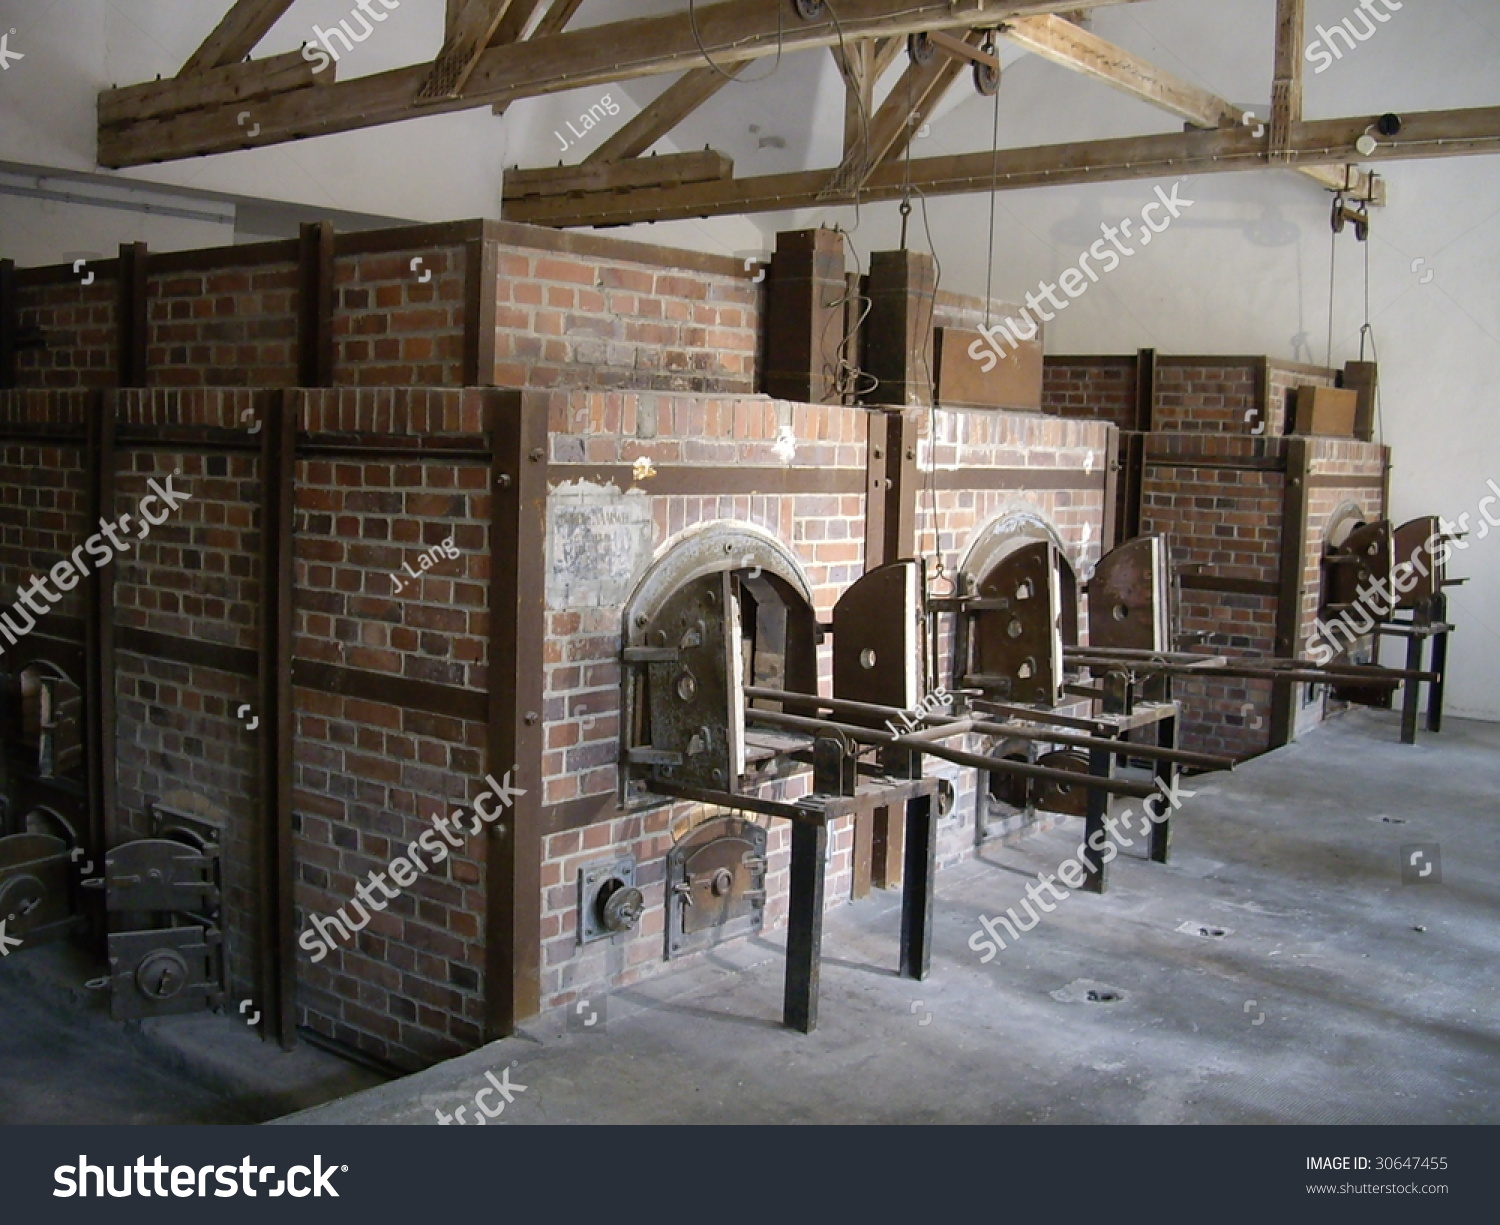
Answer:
xmin=1040 ymin=352 xmax=1420 ymax=760
xmin=0 ymin=220 xmax=1430 ymax=1071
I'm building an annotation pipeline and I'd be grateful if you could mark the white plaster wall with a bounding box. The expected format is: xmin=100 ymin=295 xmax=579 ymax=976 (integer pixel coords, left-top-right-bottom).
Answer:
xmin=0 ymin=0 xmax=1494 ymax=714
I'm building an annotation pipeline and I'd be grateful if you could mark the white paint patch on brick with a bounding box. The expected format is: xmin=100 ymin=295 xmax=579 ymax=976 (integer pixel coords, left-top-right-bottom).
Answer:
xmin=546 ymin=480 xmax=655 ymax=609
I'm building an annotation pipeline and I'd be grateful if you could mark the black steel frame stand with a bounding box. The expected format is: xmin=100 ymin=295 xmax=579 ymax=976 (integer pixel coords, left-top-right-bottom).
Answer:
xmin=659 ymin=776 xmax=939 ymax=1035
xmin=1377 ymin=597 xmax=1453 ymax=745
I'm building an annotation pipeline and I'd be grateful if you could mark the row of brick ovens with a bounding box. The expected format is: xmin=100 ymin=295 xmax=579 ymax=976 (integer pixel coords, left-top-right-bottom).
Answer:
xmin=1041 ymin=352 xmax=1451 ymax=760
xmin=0 ymin=218 xmax=1443 ymax=1071
xmin=0 ymin=384 xmax=1147 ymax=1064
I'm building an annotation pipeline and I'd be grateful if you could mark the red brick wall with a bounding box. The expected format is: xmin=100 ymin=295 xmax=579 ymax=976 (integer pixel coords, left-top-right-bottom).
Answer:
xmin=1300 ymin=440 xmax=1388 ymax=654
xmin=108 ymin=391 xmax=265 ymax=999
xmin=0 ymin=392 xmax=91 ymax=623
xmin=1140 ymin=435 xmax=1285 ymax=757
xmin=1153 ymin=360 xmax=1262 ymax=433
xmin=334 ymin=246 xmax=468 ymax=388
xmin=13 ymin=276 xmax=119 ymax=389
xmin=9 ymin=222 xmax=763 ymax=396
xmin=493 ymin=251 xmax=758 ymax=393
xmin=1042 ymin=357 xmax=1137 ymax=430
xmin=146 ymin=265 xmax=300 ymax=388
xmin=291 ymin=389 xmax=492 ymax=1068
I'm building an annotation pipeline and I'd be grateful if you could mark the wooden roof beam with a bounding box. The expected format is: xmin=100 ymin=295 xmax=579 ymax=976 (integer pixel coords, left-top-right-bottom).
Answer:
xmin=832 ymin=40 xmax=878 ymax=162
xmin=585 ymin=62 xmax=750 ymax=164
xmin=505 ymin=150 xmax=734 ymax=200
xmin=823 ymin=30 xmax=975 ymax=198
xmin=417 ymin=0 xmax=519 ymax=103
xmin=99 ymin=0 xmax=1153 ymax=167
xmin=999 ymin=14 xmax=1242 ymax=129
xmin=499 ymin=104 xmax=1500 ymax=227
xmin=1271 ymin=0 xmax=1304 ymax=162
xmin=1000 ymin=11 xmax=1371 ymax=197
xmin=178 ymin=0 xmax=297 ymax=76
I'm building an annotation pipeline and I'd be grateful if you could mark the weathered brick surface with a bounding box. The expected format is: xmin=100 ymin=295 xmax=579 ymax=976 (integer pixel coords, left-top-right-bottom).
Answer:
xmin=1153 ymin=360 xmax=1261 ymax=433
xmin=109 ymin=393 xmax=266 ymax=999
xmin=534 ymin=391 xmax=869 ymax=1009
xmin=1037 ymin=353 xmax=1382 ymax=758
xmin=916 ymin=409 xmax=1112 ymax=864
xmin=495 ymin=252 xmax=758 ymax=393
xmin=13 ymin=277 xmax=119 ymax=389
xmin=1270 ymin=361 xmax=1339 ymax=437
xmin=9 ymin=223 xmax=763 ymax=396
xmin=0 ymin=393 xmax=91 ymax=624
xmin=147 ymin=266 xmax=300 ymax=388
xmin=1042 ymin=358 xmax=1137 ymax=429
xmin=335 ymin=247 xmax=467 ymax=387
xmin=291 ymin=389 xmax=493 ymax=1069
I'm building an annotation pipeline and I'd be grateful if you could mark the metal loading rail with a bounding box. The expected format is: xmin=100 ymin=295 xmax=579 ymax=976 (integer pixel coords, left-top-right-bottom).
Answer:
xmin=740 ymin=685 xmax=1230 ymax=894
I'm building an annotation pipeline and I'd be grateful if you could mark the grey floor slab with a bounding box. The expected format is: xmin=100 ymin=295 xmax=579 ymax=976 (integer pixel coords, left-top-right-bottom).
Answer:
xmin=282 ymin=707 xmax=1500 ymax=1126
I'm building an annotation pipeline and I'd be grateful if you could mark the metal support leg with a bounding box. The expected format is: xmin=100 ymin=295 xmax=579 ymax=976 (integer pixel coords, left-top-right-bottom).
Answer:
xmin=1149 ymin=712 xmax=1177 ymax=865
xmin=1400 ymin=633 xmax=1424 ymax=745
xmin=783 ymin=820 xmax=827 ymax=1033
xmin=898 ymin=793 xmax=936 ymax=980
xmin=1081 ymin=746 xmax=1114 ymax=893
xmin=1428 ymin=598 xmax=1449 ymax=734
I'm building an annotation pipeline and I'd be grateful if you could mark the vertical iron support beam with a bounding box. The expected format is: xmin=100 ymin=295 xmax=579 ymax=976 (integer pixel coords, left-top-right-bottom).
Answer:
xmin=898 ymin=792 xmax=936 ymax=979
xmin=1271 ymin=437 xmax=1312 ymax=746
xmin=883 ymin=408 xmax=920 ymax=562
xmin=863 ymin=411 xmax=891 ymax=569
xmin=783 ymin=819 xmax=827 ymax=1033
xmin=484 ymin=390 xmax=546 ymax=1039
xmin=117 ymin=242 xmax=149 ymax=387
xmin=297 ymin=222 xmax=335 ymax=388
xmin=84 ymin=392 xmax=117 ymax=859
xmin=463 ymin=237 xmax=499 ymax=386
xmin=1400 ymin=632 xmax=1424 ymax=745
xmin=1148 ymin=711 xmax=1178 ymax=864
xmin=1081 ymin=746 xmax=1114 ymax=893
xmin=1427 ymin=594 xmax=1449 ymax=734
xmin=257 ymin=389 xmax=297 ymax=1049
xmin=1100 ymin=422 xmax=1120 ymax=554
xmin=0 ymin=259 xmax=16 ymax=390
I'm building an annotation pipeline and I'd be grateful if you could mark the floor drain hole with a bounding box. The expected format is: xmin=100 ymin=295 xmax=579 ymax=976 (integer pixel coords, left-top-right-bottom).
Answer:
xmin=1085 ymin=989 xmax=1120 ymax=1004
xmin=1198 ymin=927 xmax=1226 ymax=938
xmin=1381 ymin=817 xmax=1407 ymax=824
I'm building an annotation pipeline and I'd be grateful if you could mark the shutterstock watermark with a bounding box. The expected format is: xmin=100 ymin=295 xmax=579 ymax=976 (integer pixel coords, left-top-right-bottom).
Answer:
xmin=0 ymin=476 xmax=193 ymax=659
xmin=1306 ymin=531 xmax=1444 ymax=665
xmin=1307 ymin=479 xmax=1495 ymax=664
xmin=969 ymin=183 xmax=1195 ymax=372
xmin=301 ymin=0 xmax=400 ymax=73
xmin=968 ymin=775 xmax=1197 ymax=961
xmin=1305 ymin=1 xmax=1403 ymax=74
xmin=298 ymin=769 xmax=526 ymax=962
xmin=434 ymin=1064 xmax=527 ymax=1125
xmin=54 ymin=1156 xmax=343 ymax=1198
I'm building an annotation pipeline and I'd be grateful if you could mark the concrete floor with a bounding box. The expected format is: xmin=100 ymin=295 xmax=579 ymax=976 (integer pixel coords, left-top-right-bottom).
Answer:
xmin=284 ymin=707 xmax=1500 ymax=1126
xmin=0 ymin=941 xmax=386 ymax=1124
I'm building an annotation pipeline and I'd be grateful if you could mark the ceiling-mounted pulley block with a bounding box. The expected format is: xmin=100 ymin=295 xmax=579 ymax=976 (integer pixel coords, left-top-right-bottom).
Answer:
xmin=792 ymin=0 xmax=827 ymax=20
xmin=1331 ymin=194 xmax=1370 ymax=241
xmin=907 ymin=32 xmax=936 ymax=65
xmin=973 ymin=36 xmax=1001 ymax=96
